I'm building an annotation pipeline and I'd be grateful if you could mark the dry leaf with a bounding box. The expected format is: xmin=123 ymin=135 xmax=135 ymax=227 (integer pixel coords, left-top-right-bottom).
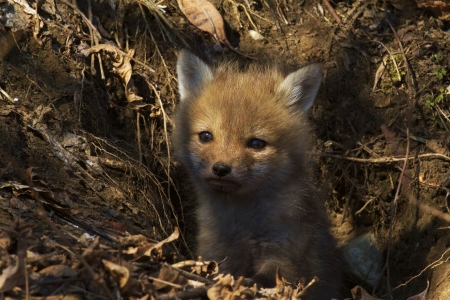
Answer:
xmin=416 ymin=0 xmax=450 ymax=20
xmin=84 ymin=45 xmax=143 ymax=103
xmin=143 ymin=227 xmax=179 ymax=256
xmin=119 ymin=234 xmax=148 ymax=247
xmin=0 ymin=231 xmax=11 ymax=250
xmin=177 ymin=0 xmax=228 ymax=45
xmin=177 ymin=0 xmax=254 ymax=59
xmin=374 ymin=95 xmax=391 ymax=108
xmin=103 ymin=260 xmax=130 ymax=288
xmin=0 ymin=239 xmax=26 ymax=292
xmin=407 ymin=281 xmax=429 ymax=300
xmin=351 ymin=285 xmax=383 ymax=300
xmin=207 ymin=274 xmax=251 ymax=300
xmin=207 ymin=274 xmax=234 ymax=300
xmin=39 ymin=265 xmax=77 ymax=278
xmin=154 ymin=263 xmax=188 ymax=290
xmin=275 ymin=267 xmax=285 ymax=293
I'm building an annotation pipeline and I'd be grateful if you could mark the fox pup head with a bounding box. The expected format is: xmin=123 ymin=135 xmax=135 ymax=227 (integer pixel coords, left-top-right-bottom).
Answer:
xmin=173 ymin=50 xmax=321 ymax=196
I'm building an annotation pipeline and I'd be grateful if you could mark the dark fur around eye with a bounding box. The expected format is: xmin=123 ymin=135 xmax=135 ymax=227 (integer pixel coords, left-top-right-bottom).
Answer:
xmin=199 ymin=131 xmax=213 ymax=143
xmin=248 ymin=138 xmax=267 ymax=149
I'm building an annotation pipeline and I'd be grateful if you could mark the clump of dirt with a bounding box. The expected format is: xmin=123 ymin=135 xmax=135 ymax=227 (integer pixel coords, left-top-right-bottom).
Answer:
xmin=0 ymin=0 xmax=450 ymax=299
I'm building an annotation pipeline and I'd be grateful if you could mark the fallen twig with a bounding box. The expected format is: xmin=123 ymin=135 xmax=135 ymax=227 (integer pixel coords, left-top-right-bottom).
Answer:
xmin=316 ymin=152 xmax=450 ymax=163
xmin=322 ymin=0 xmax=341 ymax=24
xmin=155 ymin=287 xmax=208 ymax=300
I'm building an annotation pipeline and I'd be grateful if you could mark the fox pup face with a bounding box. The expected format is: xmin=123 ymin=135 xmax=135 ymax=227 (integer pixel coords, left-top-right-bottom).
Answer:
xmin=173 ymin=50 xmax=321 ymax=196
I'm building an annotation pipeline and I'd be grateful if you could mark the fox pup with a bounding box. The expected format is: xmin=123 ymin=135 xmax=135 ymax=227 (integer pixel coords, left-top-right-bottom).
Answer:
xmin=173 ymin=50 xmax=341 ymax=299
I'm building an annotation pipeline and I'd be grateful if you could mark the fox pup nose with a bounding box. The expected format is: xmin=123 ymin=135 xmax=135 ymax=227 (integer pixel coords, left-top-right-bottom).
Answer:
xmin=212 ymin=162 xmax=231 ymax=177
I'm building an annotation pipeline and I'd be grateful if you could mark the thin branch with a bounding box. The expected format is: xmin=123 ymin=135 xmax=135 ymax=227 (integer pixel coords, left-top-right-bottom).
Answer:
xmin=315 ymin=152 xmax=450 ymax=163
xmin=322 ymin=0 xmax=341 ymax=24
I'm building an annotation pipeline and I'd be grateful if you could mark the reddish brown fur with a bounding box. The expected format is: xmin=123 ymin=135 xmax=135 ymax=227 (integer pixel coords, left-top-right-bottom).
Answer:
xmin=173 ymin=50 xmax=341 ymax=299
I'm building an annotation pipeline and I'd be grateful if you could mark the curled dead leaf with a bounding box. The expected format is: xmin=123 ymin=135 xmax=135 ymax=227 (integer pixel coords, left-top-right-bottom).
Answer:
xmin=0 ymin=239 xmax=26 ymax=292
xmin=172 ymin=259 xmax=219 ymax=276
xmin=154 ymin=263 xmax=188 ymax=290
xmin=39 ymin=265 xmax=77 ymax=278
xmin=351 ymin=285 xmax=383 ymax=300
xmin=207 ymin=274 xmax=251 ymax=300
xmin=143 ymin=227 xmax=179 ymax=256
xmin=407 ymin=280 xmax=429 ymax=300
xmin=83 ymin=45 xmax=143 ymax=103
xmin=177 ymin=0 xmax=228 ymax=45
xmin=150 ymin=105 xmax=161 ymax=118
xmin=416 ymin=0 xmax=450 ymax=20
xmin=177 ymin=0 xmax=254 ymax=58
xmin=103 ymin=259 xmax=130 ymax=288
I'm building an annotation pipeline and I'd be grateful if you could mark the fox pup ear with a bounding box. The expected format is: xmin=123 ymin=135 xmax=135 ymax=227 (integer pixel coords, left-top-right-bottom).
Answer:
xmin=177 ymin=50 xmax=213 ymax=100
xmin=277 ymin=64 xmax=322 ymax=111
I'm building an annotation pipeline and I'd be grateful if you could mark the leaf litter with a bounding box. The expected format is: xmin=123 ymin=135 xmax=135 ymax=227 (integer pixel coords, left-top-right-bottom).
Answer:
xmin=1 ymin=0 xmax=450 ymax=299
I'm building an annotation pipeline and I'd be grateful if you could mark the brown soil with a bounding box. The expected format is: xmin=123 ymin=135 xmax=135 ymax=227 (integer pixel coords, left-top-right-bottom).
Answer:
xmin=0 ymin=0 xmax=450 ymax=299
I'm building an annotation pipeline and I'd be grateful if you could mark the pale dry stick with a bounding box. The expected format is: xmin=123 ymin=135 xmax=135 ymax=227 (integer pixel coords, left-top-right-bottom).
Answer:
xmin=355 ymin=197 xmax=376 ymax=215
xmin=170 ymin=266 xmax=215 ymax=284
xmin=342 ymin=0 xmax=366 ymax=24
xmin=435 ymin=105 xmax=450 ymax=132
xmin=78 ymin=65 xmax=86 ymax=122
xmin=136 ymin=112 xmax=143 ymax=163
xmin=86 ymin=0 xmax=95 ymax=77
xmin=275 ymin=0 xmax=289 ymax=25
xmin=88 ymin=0 xmax=105 ymax=80
xmin=384 ymin=18 xmax=416 ymax=298
xmin=60 ymin=0 xmax=103 ymax=40
xmin=384 ymin=126 xmax=410 ymax=298
xmin=172 ymin=260 xmax=216 ymax=269
xmin=322 ymin=0 xmax=341 ymax=24
xmin=408 ymin=191 xmax=450 ymax=223
xmin=147 ymin=81 xmax=191 ymax=250
xmin=316 ymin=152 xmax=450 ymax=163
xmin=227 ymin=0 xmax=259 ymax=31
xmin=64 ymin=0 xmax=155 ymax=73
xmin=392 ymin=246 xmax=450 ymax=291
xmin=341 ymin=184 xmax=355 ymax=225
xmin=296 ymin=277 xmax=319 ymax=298
xmin=148 ymin=82 xmax=171 ymax=188
xmin=25 ymin=252 xmax=29 ymax=300
xmin=244 ymin=6 xmax=274 ymax=25
xmin=155 ymin=287 xmax=209 ymax=300
xmin=69 ymin=0 xmax=103 ymax=78
xmin=436 ymin=104 xmax=450 ymax=124
xmin=370 ymin=40 xmax=401 ymax=89
xmin=386 ymin=19 xmax=416 ymax=96
xmin=138 ymin=0 xmax=189 ymax=47
xmin=143 ymin=9 xmax=175 ymax=82
xmin=0 ymin=86 xmax=15 ymax=102
xmin=436 ymin=109 xmax=450 ymax=132
xmin=84 ymin=44 xmax=155 ymax=73
xmin=148 ymin=277 xmax=185 ymax=289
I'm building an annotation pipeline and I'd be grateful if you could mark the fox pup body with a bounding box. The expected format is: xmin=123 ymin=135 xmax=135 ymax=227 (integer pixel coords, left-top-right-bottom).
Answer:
xmin=173 ymin=50 xmax=341 ymax=299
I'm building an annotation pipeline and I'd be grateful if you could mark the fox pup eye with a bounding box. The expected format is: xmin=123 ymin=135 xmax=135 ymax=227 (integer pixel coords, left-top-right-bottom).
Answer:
xmin=199 ymin=131 xmax=213 ymax=143
xmin=248 ymin=138 xmax=266 ymax=149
